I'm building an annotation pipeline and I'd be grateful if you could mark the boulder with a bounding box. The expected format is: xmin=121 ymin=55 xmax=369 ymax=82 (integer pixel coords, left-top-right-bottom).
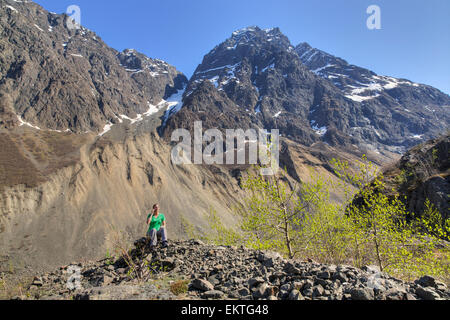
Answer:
xmin=415 ymin=287 xmax=440 ymax=300
xmin=256 ymin=251 xmax=282 ymax=268
xmin=288 ymin=289 xmax=304 ymax=300
xmin=350 ymin=288 xmax=375 ymax=300
xmin=252 ymin=283 xmax=269 ymax=299
xmin=415 ymin=275 xmax=436 ymax=288
xmin=202 ymin=290 xmax=224 ymax=299
xmin=248 ymin=277 xmax=265 ymax=288
xmin=191 ymin=279 xmax=214 ymax=292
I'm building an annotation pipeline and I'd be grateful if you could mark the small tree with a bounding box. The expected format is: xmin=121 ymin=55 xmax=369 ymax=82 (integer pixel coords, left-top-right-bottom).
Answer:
xmin=220 ymin=156 xmax=449 ymax=281
xmin=240 ymin=168 xmax=349 ymax=260
xmin=241 ymin=169 xmax=305 ymax=258
xmin=294 ymin=174 xmax=356 ymax=265
xmin=412 ymin=199 xmax=449 ymax=241
xmin=204 ymin=208 xmax=241 ymax=246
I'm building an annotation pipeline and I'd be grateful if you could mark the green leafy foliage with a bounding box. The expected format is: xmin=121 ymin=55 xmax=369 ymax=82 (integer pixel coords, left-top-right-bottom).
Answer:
xmin=203 ymin=208 xmax=241 ymax=246
xmin=206 ymin=156 xmax=449 ymax=283
xmin=412 ymin=199 xmax=450 ymax=241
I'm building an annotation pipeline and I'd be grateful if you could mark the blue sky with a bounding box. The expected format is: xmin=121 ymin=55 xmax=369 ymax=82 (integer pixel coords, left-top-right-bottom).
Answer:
xmin=35 ymin=0 xmax=450 ymax=94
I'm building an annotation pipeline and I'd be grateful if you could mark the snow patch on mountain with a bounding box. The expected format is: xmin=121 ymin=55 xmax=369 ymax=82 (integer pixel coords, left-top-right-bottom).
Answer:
xmin=4 ymin=5 xmax=18 ymax=12
xmin=162 ymin=86 xmax=186 ymax=127
xmin=99 ymin=122 xmax=113 ymax=136
xmin=344 ymin=76 xmax=419 ymax=102
xmin=295 ymin=43 xmax=426 ymax=103
xmin=192 ymin=62 xmax=242 ymax=91
xmin=310 ymin=120 xmax=328 ymax=136
xmin=273 ymin=111 xmax=282 ymax=118
xmin=17 ymin=115 xmax=41 ymax=130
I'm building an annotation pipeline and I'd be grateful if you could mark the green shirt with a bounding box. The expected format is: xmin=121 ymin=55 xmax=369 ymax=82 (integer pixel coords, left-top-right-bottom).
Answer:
xmin=147 ymin=213 xmax=165 ymax=232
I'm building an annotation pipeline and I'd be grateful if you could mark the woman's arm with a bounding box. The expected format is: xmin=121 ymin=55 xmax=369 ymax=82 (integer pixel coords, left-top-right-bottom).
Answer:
xmin=147 ymin=209 xmax=156 ymax=225
xmin=147 ymin=213 xmax=153 ymax=225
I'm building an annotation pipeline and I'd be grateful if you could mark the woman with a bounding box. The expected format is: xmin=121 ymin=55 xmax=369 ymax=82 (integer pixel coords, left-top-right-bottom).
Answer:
xmin=146 ymin=204 xmax=168 ymax=248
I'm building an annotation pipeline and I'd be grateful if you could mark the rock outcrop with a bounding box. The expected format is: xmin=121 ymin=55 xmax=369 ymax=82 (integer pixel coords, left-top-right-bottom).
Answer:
xmin=24 ymin=240 xmax=449 ymax=301
xmin=381 ymin=134 xmax=449 ymax=221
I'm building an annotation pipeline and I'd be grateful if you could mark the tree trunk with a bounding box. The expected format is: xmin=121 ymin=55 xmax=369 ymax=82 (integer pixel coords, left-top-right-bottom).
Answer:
xmin=283 ymin=212 xmax=294 ymax=259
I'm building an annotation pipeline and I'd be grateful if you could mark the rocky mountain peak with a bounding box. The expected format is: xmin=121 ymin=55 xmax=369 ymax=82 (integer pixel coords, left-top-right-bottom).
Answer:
xmin=193 ymin=26 xmax=294 ymax=72
xmin=117 ymin=49 xmax=174 ymax=79
xmin=294 ymin=41 xmax=450 ymax=153
xmin=0 ymin=0 xmax=187 ymax=133
xmin=164 ymin=27 xmax=450 ymax=157
xmin=186 ymin=26 xmax=305 ymax=104
xmin=227 ymin=26 xmax=292 ymax=50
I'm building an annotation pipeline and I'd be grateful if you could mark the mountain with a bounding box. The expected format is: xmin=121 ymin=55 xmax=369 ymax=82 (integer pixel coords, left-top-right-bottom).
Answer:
xmin=0 ymin=4 xmax=350 ymax=275
xmin=0 ymin=0 xmax=237 ymax=273
xmin=296 ymin=42 xmax=450 ymax=151
xmin=164 ymin=26 xmax=450 ymax=156
xmin=165 ymin=27 xmax=357 ymax=150
xmin=0 ymin=0 xmax=449 ymax=278
xmin=0 ymin=0 xmax=187 ymax=133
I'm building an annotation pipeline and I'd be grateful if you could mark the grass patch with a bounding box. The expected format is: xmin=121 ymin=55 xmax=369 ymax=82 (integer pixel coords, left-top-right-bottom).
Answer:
xmin=169 ymin=280 xmax=190 ymax=296
xmin=0 ymin=274 xmax=34 ymax=300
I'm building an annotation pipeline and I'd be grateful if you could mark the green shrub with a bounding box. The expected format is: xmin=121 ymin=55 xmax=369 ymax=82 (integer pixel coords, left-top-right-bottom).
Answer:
xmin=170 ymin=280 xmax=189 ymax=296
xmin=218 ymin=156 xmax=450 ymax=282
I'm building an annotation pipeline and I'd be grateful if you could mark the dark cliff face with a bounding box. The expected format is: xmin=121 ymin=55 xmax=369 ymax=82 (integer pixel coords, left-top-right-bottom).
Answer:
xmin=164 ymin=26 xmax=449 ymax=157
xmin=0 ymin=0 xmax=188 ymax=133
xmin=382 ymin=134 xmax=449 ymax=221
